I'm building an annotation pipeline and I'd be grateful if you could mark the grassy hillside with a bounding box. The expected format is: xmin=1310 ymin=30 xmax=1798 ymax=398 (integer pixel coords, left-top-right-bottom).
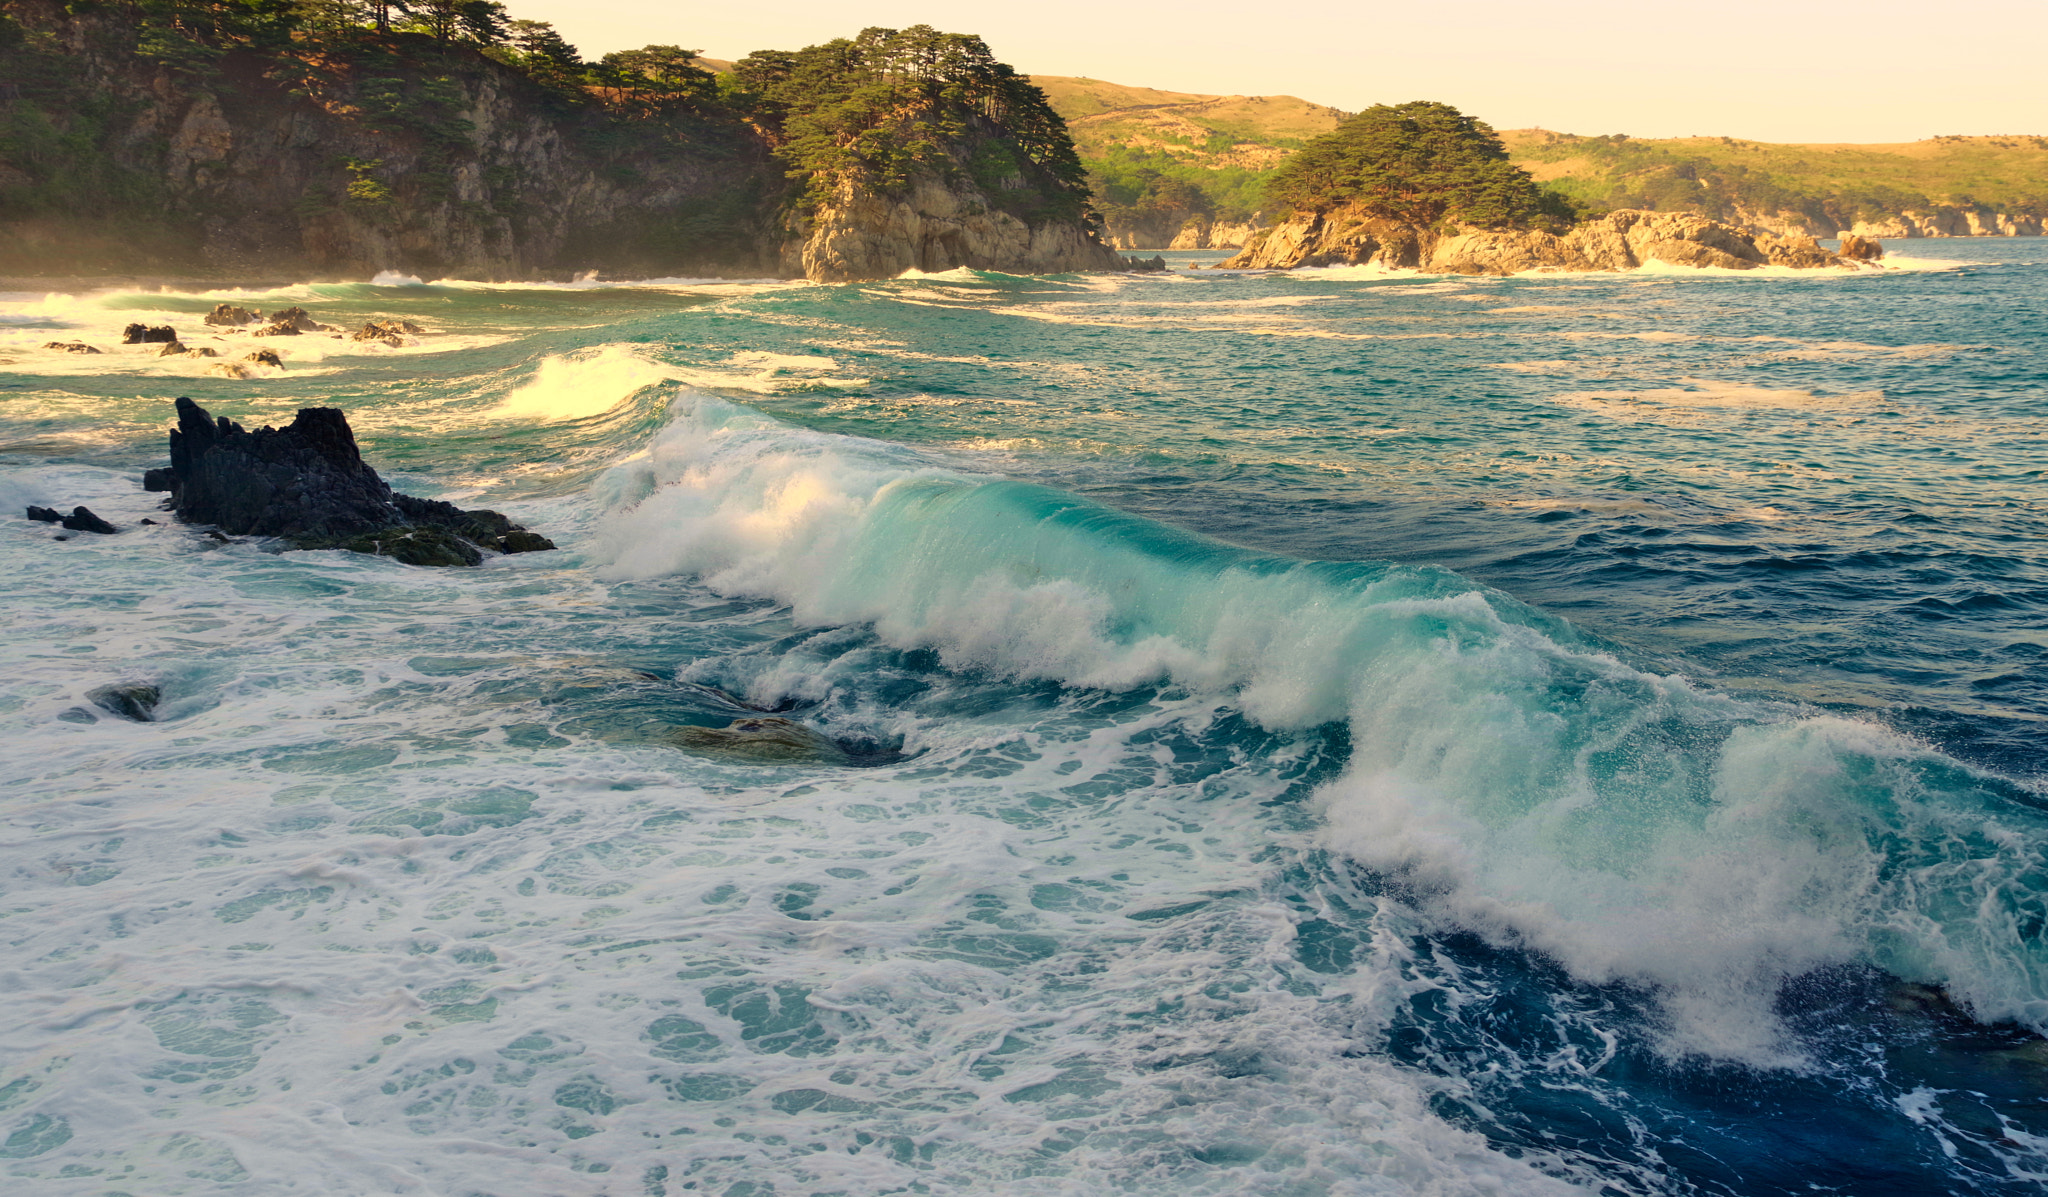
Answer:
xmin=1502 ymin=130 xmax=2048 ymax=231
xmin=1029 ymin=75 xmax=1345 ymax=239
xmin=1031 ymin=71 xmax=2047 ymax=239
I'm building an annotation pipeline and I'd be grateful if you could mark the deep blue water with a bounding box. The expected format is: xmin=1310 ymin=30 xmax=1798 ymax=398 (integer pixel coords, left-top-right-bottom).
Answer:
xmin=0 ymin=243 xmax=2043 ymax=1195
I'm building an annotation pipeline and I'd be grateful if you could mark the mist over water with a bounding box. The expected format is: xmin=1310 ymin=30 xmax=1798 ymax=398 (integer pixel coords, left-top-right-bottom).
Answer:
xmin=2 ymin=243 xmax=2045 ymax=1195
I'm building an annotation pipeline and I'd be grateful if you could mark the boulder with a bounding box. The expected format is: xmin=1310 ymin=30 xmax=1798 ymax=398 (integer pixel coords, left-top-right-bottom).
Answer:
xmin=156 ymin=341 xmax=187 ymax=357
xmin=264 ymin=306 xmax=331 ymax=333
xmin=351 ymin=318 xmax=424 ymax=345
xmin=43 ymin=341 xmax=101 ymax=354
xmin=250 ymin=322 xmax=299 ymax=337
xmin=1839 ymin=234 xmax=1885 ymax=261
xmin=1122 ymin=255 xmax=1168 ymax=273
xmin=146 ymin=397 xmax=556 ymax=566
xmin=204 ymin=304 xmax=262 ymax=327
xmin=142 ymin=467 xmax=176 ymax=492
xmin=86 ymin=682 xmax=160 ymax=721
xmin=30 ymin=505 xmax=117 ymax=532
xmin=60 ymin=506 xmax=118 ymax=534
xmin=244 ymin=349 xmax=282 ymax=367
xmin=1759 ymin=234 xmax=1838 ymax=269
xmin=122 ymin=323 xmax=178 ymax=344
xmin=181 ymin=346 xmax=220 ymax=358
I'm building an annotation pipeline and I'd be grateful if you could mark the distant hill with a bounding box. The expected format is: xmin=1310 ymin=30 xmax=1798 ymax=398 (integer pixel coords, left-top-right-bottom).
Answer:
xmin=1028 ymin=76 xmax=1346 ymax=248
xmin=1031 ymin=76 xmax=1346 ymax=170
xmin=1032 ymin=72 xmax=2046 ymax=245
xmin=1503 ymin=130 xmax=2048 ymax=237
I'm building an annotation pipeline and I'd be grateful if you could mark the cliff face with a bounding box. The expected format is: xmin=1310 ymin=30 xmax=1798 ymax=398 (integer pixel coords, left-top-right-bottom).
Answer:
xmin=0 ymin=5 xmax=781 ymax=279
xmin=1167 ymin=217 xmax=1266 ymax=251
xmin=1221 ymin=208 xmax=1854 ymax=274
xmin=0 ymin=6 xmax=1117 ymax=283
xmin=787 ymin=173 xmax=1122 ymax=281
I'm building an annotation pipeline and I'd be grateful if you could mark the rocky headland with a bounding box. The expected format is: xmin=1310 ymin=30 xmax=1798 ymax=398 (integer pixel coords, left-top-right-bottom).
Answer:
xmin=1221 ymin=102 xmax=1868 ymax=275
xmin=0 ymin=8 xmax=1115 ymax=283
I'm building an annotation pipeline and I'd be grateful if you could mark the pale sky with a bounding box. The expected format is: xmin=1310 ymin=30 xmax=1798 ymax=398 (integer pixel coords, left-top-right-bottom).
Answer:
xmin=506 ymin=0 xmax=2046 ymax=143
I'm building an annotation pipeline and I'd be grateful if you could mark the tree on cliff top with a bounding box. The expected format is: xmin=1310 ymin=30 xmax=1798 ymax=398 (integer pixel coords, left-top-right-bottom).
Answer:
xmin=1267 ymin=101 xmax=1579 ymax=229
xmin=733 ymin=26 xmax=1090 ymax=219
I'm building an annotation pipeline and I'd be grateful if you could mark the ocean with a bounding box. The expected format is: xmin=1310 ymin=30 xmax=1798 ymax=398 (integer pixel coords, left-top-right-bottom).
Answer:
xmin=1 ymin=242 xmax=2043 ymax=1195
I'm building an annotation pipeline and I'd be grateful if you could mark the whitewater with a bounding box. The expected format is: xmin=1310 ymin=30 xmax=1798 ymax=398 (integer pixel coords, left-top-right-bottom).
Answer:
xmin=1 ymin=242 xmax=2043 ymax=1195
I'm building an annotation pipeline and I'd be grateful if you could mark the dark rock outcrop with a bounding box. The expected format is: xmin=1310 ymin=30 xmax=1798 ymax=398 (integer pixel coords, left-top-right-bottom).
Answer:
xmin=352 ymin=319 xmax=422 ymax=347
xmin=151 ymin=397 xmax=555 ymax=566
xmin=204 ymin=304 xmax=262 ymax=327
xmin=86 ymin=682 xmax=160 ymax=721
xmin=43 ymin=341 xmax=100 ymax=354
xmin=265 ymin=307 xmax=331 ymax=334
xmin=123 ymin=323 xmax=178 ymax=344
xmin=244 ymin=349 xmax=282 ymax=367
xmin=1839 ymin=234 xmax=1885 ymax=261
xmin=1123 ymin=255 xmax=1169 ymax=272
xmin=29 ymin=505 xmax=117 ymax=532
xmin=61 ymin=506 xmax=118 ymax=534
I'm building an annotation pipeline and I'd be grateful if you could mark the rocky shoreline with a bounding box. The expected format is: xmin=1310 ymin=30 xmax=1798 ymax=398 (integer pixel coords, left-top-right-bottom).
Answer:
xmin=1220 ymin=208 xmax=1876 ymax=274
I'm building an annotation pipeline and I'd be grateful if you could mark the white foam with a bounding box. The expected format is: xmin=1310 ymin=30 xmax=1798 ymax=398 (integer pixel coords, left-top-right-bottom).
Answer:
xmin=588 ymin=394 xmax=2048 ymax=1063
xmin=488 ymin=345 xmax=682 ymax=421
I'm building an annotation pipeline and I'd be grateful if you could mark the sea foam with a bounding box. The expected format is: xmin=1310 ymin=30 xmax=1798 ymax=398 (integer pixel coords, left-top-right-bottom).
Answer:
xmin=592 ymin=392 xmax=2048 ymax=1062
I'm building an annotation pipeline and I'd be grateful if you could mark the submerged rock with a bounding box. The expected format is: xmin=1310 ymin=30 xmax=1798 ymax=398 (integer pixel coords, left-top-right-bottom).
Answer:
xmin=43 ymin=340 xmax=101 ymax=354
xmin=147 ymin=396 xmax=556 ymax=566
xmin=244 ymin=349 xmax=283 ymax=367
xmin=204 ymin=304 xmax=262 ymax=327
xmin=208 ymin=362 xmax=255 ymax=379
xmin=122 ymin=323 xmax=178 ymax=344
xmin=670 ymin=717 xmax=852 ymax=765
xmin=86 ymin=682 xmax=160 ymax=721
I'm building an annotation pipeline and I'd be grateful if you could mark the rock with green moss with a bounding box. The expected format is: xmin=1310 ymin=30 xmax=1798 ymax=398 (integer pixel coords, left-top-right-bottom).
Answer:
xmin=298 ymin=526 xmax=483 ymax=568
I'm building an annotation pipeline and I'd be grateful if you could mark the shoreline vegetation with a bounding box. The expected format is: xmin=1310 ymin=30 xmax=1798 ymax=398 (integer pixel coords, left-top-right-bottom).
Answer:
xmin=1031 ymin=77 xmax=2047 ymax=252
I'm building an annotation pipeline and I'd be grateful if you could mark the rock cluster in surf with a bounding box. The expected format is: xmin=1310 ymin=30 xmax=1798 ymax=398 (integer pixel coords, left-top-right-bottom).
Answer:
xmin=1223 ymin=208 xmax=1872 ymax=274
xmin=146 ymin=397 xmax=556 ymax=567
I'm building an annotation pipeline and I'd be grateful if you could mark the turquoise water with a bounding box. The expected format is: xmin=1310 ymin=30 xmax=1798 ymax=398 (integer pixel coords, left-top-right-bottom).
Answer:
xmin=1 ymin=245 xmax=2044 ymax=1194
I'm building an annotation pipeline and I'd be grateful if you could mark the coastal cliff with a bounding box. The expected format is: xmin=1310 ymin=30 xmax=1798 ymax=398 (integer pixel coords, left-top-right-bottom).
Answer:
xmin=1223 ymin=207 xmax=1853 ymax=274
xmin=787 ymin=174 xmax=1119 ymax=281
xmin=0 ymin=6 xmax=1114 ymax=282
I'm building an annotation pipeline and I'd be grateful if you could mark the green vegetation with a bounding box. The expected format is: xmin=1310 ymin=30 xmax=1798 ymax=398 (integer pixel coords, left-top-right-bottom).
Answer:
xmin=1266 ymin=102 xmax=1582 ymax=230
xmin=732 ymin=26 xmax=1088 ymax=220
xmin=1084 ymin=148 xmax=1268 ymax=229
xmin=1031 ymin=75 xmax=1345 ymax=234
xmin=1503 ymin=130 xmax=2048 ymax=226
xmin=0 ymin=2 xmax=1088 ymax=261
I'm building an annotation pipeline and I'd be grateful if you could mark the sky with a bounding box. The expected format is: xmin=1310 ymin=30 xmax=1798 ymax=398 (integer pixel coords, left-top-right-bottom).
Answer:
xmin=505 ymin=0 xmax=2047 ymax=143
